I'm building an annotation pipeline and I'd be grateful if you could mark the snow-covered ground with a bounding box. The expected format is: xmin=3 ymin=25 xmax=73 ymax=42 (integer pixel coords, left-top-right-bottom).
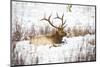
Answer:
xmin=12 ymin=34 xmax=96 ymax=65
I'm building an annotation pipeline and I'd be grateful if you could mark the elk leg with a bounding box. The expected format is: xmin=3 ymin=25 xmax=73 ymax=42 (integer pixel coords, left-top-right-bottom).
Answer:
xmin=53 ymin=44 xmax=59 ymax=47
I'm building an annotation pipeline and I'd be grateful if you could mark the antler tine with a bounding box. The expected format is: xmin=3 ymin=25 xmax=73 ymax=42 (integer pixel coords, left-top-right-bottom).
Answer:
xmin=62 ymin=13 xmax=64 ymax=19
xmin=40 ymin=13 xmax=47 ymax=21
xmin=62 ymin=19 xmax=66 ymax=26
xmin=51 ymin=20 xmax=58 ymax=28
xmin=48 ymin=13 xmax=52 ymax=20
xmin=41 ymin=13 xmax=52 ymax=21
xmin=54 ymin=13 xmax=66 ymax=28
xmin=41 ymin=13 xmax=58 ymax=29
xmin=63 ymin=24 xmax=67 ymax=28
xmin=61 ymin=19 xmax=67 ymax=28
xmin=56 ymin=13 xmax=59 ymax=18
xmin=61 ymin=13 xmax=65 ymax=28
xmin=54 ymin=13 xmax=60 ymax=19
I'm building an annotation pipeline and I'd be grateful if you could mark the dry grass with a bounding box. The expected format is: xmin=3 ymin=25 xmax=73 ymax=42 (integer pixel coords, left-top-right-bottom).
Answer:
xmin=66 ymin=25 xmax=95 ymax=37
xmin=88 ymin=39 xmax=95 ymax=45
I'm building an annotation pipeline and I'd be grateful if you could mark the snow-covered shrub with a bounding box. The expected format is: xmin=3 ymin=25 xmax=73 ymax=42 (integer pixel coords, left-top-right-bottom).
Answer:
xmin=13 ymin=40 xmax=38 ymax=65
xmin=12 ymin=21 xmax=23 ymax=41
xmin=66 ymin=25 xmax=95 ymax=37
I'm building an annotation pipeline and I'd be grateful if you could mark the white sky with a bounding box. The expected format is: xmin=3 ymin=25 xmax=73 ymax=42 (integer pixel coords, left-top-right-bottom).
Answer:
xmin=12 ymin=1 xmax=95 ymax=30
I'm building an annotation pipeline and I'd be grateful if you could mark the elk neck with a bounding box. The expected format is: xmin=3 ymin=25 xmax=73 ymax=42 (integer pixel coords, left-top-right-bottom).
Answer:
xmin=51 ymin=31 xmax=63 ymax=43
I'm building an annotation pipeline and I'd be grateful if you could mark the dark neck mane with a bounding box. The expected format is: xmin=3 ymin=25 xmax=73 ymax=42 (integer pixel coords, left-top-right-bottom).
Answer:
xmin=51 ymin=32 xmax=63 ymax=43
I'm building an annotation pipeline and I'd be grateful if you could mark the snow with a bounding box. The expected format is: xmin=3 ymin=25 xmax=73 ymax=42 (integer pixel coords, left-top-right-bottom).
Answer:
xmin=12 ymin=34 xmax=95 ymax=65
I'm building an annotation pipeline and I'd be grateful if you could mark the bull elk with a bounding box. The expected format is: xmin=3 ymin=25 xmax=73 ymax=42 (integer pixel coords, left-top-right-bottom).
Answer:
xmin=30 ymin=13 xmax=67 ymax=47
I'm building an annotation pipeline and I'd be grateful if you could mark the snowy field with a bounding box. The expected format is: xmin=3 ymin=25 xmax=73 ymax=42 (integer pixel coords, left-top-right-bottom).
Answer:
xmin=12 ymin=34 xmax=96 ymax=65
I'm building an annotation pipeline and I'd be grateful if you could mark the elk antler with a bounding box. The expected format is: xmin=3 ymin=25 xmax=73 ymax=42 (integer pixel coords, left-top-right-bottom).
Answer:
xmin=54 ymin=13 xmax=67 ymax=28
xmin=40 ymin=13 xmax=58 ymax=29
xmin=41 ymin=13 xmax=67 ymax=29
